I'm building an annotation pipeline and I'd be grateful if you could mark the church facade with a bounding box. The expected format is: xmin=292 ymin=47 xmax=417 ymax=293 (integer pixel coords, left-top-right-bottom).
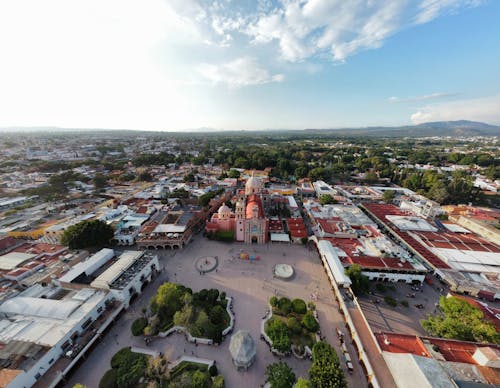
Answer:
xmin=206 ymin=173 xmax=269 ymax=244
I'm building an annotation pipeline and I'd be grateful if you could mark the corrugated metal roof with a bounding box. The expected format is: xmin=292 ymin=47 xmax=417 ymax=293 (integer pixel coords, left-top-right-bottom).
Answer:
xmin=90 ymin=250 xmax=144 ymax=289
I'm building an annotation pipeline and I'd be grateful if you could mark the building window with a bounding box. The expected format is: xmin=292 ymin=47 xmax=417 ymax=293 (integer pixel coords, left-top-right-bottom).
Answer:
xmin=49 ymin=358 xmax=54 ymax=365
xmin=82 ymin=318 xmax=92 ymax=330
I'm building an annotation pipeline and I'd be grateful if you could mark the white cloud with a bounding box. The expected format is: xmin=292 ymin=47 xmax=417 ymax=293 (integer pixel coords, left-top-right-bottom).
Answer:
xmin=415 ymin=0 xmax=483 ymax=24
xmin=389 ymin=92 xmax=459 ymax=103
xmin=244 ymin=0 xmax=482 ymax=62
xmin=198 ymin=57 xmax=284 ymax=88
xmin=410 ymin=95 xmax=500 ymax=124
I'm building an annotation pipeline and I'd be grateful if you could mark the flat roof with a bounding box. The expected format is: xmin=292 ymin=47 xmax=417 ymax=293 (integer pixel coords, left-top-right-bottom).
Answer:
xmin=0 ymin=252 xmax=36 ymax=271
xmin=317 ymin=239 xmax=352 ymax=287
xmin=58 ymin=248 xmax=115 ymax=283
xmin=0 ymin=287 xmax=107 ymax=347
xmin=153 ymin=224 xmax=186 ymax=233
xmin=270 ymin=233 xmax=290 ymax=242
xmin=386 ymin=215 xmax=438 ymax=232
xmin=90 ymin=250 xmax=144 ymax=289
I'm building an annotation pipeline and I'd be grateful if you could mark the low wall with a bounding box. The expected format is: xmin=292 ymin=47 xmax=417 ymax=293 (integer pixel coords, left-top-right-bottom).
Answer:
xmin=168 ymin=356 xmax=214 ymax=371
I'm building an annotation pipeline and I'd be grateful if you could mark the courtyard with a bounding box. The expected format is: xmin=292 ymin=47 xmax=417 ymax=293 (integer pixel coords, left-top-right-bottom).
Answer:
xmin=66 ymin=235 xmax=368 ymax=387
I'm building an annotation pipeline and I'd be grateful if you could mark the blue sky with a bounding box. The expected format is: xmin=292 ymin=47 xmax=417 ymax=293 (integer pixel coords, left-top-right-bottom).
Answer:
xmin=0 ymin=0 xmax=498 ymax=130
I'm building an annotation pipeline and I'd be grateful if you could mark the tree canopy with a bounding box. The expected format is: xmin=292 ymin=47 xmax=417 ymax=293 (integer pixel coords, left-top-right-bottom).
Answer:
xmin=319 ymin=194 xmax=336 ymax=205
xmin=60 ymin=219 xmax=114 ymax=249
xmin=345 ymin=264 xmax=370 ymax=295
xmin=309 ymin=342 xmax=346 ymax=388
xmin=266 ymin=362 xmax=296 ymax=388
xmin=421 ymin=296 xmax=500 ymax=344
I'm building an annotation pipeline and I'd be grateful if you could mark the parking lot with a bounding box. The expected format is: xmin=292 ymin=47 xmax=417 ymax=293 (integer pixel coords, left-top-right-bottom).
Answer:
xmin=66 ymin=236 xmax=368 ymax=388
xmin=357 ymin=279 xmax=448 ymax=336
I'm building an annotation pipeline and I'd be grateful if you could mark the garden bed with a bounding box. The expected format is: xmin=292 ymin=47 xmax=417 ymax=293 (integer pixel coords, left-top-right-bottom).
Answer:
xmin=264 ymin=296 xmax=318 ymax=354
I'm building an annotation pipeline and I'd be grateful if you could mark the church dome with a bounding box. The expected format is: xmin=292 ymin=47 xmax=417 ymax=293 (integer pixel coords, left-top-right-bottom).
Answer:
xmin=245 ymin=172 xmax=262 ymax=194
xmin=218 ymin=203 xmax=231 ymax=217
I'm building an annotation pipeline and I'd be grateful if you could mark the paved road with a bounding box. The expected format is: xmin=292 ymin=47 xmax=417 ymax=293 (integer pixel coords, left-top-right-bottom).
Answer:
xmin=66 ymin=236 xmax=368 ymax=387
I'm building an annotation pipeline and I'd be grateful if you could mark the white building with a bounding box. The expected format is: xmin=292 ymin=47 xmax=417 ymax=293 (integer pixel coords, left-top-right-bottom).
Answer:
xmin=58 ymin=249 xmax=159 ymax=309
xmin=114 ymin=214 xmax=150 ymax=246
xmin=312 ymin=181 xmax=337 ymax=198
xmin=90 ymin=251 xmax=159 ymax=308
xmin=0 ymin=285 xmax=117 ymax=388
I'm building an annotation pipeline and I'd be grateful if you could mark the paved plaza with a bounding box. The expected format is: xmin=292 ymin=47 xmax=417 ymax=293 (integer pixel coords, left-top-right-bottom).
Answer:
xmin=66 ymin=235 xmax=368 ymax=387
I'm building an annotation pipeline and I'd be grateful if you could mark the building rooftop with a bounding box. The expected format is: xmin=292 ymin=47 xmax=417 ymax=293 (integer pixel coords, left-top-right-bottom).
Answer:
xmin=0 ymin=252 xmax=36 ymax=271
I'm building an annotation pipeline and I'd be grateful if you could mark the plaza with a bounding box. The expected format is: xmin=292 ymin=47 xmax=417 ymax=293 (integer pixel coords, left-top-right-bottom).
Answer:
xmin=66 ymin=235 xmax=368 ymax=387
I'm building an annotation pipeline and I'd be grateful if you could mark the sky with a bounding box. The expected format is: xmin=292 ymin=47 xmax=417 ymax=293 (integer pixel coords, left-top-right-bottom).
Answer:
xmin=0 ymin=0 xmax=499 ymax=131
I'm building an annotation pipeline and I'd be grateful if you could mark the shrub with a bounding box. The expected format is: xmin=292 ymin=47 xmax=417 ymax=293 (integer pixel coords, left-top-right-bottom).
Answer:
xmin=278 ymin=297 xmax=292 ymax=315
xmin=270 ymin=296 xmax=278 ymax=307
xmin=213 ymin=375 xmax=225 ymax=388
xmin=301 ymin=312 xmax=319 ymax=333
xmin=384 ymin=296 xmax=397 ymax=307
xmin=401 ymin=300 xmax=409 ymax=308
xmin=209 ymin=305 xmax=227 ymax=326
xmin=99 ymin=369 xmax=117 ymax=388
xmin=375 ymin=283 xmax=387 ymax=293
xmin=266 ymin=362 xmax=296 ymax=388
xmin=131 ymin=317 xmax=148 ymax=336
xmin=287 ymin=317 xmax=302 ymax=335
xmin=292 ymin=299 xmax=307 ymax=314
xmin=209 ymin=364 xmax=218 ymax=377
xmin=307 ymin=302 xmax=316 ymax=311
xmin=266 ymin=318 xmax=291 ymax=352
xmin=110 ymin=348 xmax=148 ymax=388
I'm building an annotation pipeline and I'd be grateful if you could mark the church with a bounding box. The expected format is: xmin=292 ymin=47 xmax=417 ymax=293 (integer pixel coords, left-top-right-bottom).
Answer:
xmin=206 ymin=173 xmax=269 ymax=243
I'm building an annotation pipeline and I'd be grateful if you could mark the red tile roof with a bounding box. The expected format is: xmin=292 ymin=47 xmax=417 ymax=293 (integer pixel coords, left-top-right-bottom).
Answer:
xmin=363 ymin=203 xmax=451 ymax=269
xmin=0 ymin=237 xmax=19 ymax=252
xmin=375 ymin=333 xmax=431 ymax=357
xmin=246 ymin=195 xmax=264 ymax=219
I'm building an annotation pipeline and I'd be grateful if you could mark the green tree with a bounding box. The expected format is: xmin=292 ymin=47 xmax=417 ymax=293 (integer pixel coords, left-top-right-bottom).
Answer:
xmin=266 ymin=318 xmax=291 ymax=352
xmin=309 ymin=342 xmax=346 ymax=388
xmin=266 ymin=362 xmax=296 ymax=388
xmin=150 ymin=283 xmax=188 ymax=324
xmin=173 ymin=304 xmax=194 ymax=328
xmin=295 ymin=378 xmax=312 ymax=388
xmin=190 ymin=369 xmax=210 ymax=388
xmin=110 ymin=348 xmax=148 ymax=388
xmin=428 ymin=180 xmax=449 ymax=204
xmin=421 ymin=296 xmax=500 ymax=343
xmin=138 ymin=171 xmax=153 ymax=182
xmin=301 ymin=312 xmax=319 ymax=332
xmin=287 ymin=317 xmax=302 ymax=335
xmin=345 ymin=264 xmax=370 ymax=295
xmin=209 ymin=305 xmax=227 ymax=326
xmin=228 ymin=169 xmax=241 ymax=178
xmin=131 ymin=317 xmax=148 ymax=336
xmin=93 ymin=173 xmax=108 ymax=189
xmin=364 ymin=171 xmax=379 ymax=183
xmin=184 ymin=172 xmax=195 ymax=182
xmin=60 ymin=219 xmax=114 ymax=249
xmin=319 ymin=194 xmax=336 ymax=205
xmin=382 ymin=190 xmax=395 ymax=203
xmin=292 ymin=299 xmax=307 ymax=314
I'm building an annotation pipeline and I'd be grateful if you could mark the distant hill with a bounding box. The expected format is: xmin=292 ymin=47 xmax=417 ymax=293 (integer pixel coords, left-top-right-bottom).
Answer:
xmin=305 ymin=120 xmax=500 ymax=137
xmin=0 ymin=120 xmax=499 ymax=137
